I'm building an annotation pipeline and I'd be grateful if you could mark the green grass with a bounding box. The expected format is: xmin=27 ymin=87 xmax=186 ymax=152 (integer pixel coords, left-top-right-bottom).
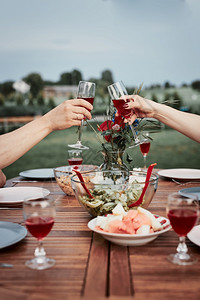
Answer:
xmin=3 ymin=126 xmax=200 ymax=180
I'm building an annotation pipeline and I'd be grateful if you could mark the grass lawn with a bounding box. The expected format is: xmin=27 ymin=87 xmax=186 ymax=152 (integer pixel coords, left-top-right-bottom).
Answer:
xmin=3 ymin=126 xmax=200 ymax=179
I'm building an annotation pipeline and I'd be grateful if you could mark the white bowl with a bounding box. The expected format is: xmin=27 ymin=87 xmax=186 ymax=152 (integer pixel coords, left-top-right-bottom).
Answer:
xmin=88 ymin=215 xmax=171 ymax=246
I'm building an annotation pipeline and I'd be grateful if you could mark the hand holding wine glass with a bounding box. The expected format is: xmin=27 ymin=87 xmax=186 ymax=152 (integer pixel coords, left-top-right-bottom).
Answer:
xmin=166 ymin=192 xmax=199 ymax=265
xmin=107 ymin=81 xmax=141 ymax=147
xmin=68 ymin=81 xmax=95 ymax=150
xmin=23 ymin=196 xmax=56 ymax=270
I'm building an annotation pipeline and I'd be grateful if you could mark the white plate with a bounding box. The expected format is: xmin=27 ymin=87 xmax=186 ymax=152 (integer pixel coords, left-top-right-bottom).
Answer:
xmin=179 ymin=187 xmax=200 ymax=200
xmin=0 ymin=187 xmax=50 ymax=204
xmin=0 ymin=221 xmax=27 ymax=249
xmin=19 ymin=168 xmax=54 ymax=179
xmin=157 ymin=169 xmax=200 ymax=180
xmin=187 ymin=225 xmax=200 ymax=247
xmin=88 ymin=215 xmax=171 ymax=246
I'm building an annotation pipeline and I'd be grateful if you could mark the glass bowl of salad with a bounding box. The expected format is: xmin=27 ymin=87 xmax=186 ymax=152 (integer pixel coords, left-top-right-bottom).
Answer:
xmin=70 ymin=170 xmax=159 ymax=217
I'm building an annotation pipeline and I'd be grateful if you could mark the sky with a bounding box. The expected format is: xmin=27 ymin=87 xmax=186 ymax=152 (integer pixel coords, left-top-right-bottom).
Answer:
xmin=0 ymin=0 xmax=200 ymax=88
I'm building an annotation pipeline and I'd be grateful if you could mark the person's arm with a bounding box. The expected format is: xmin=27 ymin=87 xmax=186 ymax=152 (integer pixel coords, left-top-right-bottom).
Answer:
xmin=0 ymin=170 xmax=6 ymax=187
xmin=124 ymin=95 xmax=200 ymax=143
xmin=0 ymin=99 xmax=93 ymax=169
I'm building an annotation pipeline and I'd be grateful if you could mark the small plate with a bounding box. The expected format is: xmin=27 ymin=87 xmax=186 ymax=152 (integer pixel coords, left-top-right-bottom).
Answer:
xmin=0 ymin=187 xmax=50 ymax=204
xmin=19 ymin=168 xmax=54 ymax=179
xmin=179 ymin=187 xmax=200 ymax=200
xmin=0 ymin=222 xmax=27 ymax=249
xmin=88 ymin=215 xmax=171 ymax=246
xmin=157 ymin=169 xmax=200 ymax=180
xmin=187 ymin=225 xmax=200 ymax=247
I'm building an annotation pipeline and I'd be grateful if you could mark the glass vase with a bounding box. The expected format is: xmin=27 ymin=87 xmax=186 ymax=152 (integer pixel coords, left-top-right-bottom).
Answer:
xmin=100 ymin=150 xmax=129 ymax=173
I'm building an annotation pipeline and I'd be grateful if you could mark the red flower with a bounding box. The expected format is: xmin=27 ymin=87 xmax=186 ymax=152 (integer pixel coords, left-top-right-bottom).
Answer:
xmin=98 ymin=116 xmax=125 ymax=142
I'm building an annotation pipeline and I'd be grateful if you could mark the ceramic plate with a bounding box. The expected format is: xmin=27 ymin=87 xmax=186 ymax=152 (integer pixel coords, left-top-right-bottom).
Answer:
xmin=187 ymin=225 xmax=200 ymax=247
xmin=88 ymin=215 xmax=171 ymax=246
xmin=0 ymin=222 xmax=27 ymax=249
xmin=157 ymin=169 xmax=200 ymax=180
xmin=179 ymin=187 xmax=200 ymax=200
xmin=19 ymin=168 xmax=54 ymax=179
xmin=0 ymin=187 xmax=50 ymax=204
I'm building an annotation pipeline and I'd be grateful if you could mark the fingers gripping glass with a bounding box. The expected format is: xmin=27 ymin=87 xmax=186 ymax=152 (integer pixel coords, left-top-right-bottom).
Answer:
xmin=68 ymin=81 xmax=95 ymax=150
xmin=107 ymin=81 xmax=141 ymax=147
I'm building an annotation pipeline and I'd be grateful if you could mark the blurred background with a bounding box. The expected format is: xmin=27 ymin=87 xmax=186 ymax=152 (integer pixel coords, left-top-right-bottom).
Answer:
xmin=0 ymin=0 xmax=200 ymax=179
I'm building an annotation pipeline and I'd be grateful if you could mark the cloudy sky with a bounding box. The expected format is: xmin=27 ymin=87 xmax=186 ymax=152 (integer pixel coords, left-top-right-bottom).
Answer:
xmin=0 ymin=0 xmax=200 ymax=88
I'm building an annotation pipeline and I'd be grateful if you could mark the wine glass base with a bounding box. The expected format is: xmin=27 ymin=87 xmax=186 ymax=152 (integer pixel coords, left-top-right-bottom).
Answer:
xmin=25 ymin=257 xmax=55 ymax=270
xmin=167 ymin=253 xmax=198 ymax=266
xmin=68 ymin=143 xmax=89 ymax=150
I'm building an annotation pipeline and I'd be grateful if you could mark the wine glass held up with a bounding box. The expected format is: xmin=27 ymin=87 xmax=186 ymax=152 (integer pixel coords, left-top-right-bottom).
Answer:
xmin=68 ymin=149 xmax=83 ymax=166
xmin=68 ymin=81 xmax=95 ymax=150
xmin=107 ymin=81 xmax=141 ymax=147
xmin=166 ymin=192 xmax=199 ymax=266
xmin=23 ymin=196 xmax=56 ymax=270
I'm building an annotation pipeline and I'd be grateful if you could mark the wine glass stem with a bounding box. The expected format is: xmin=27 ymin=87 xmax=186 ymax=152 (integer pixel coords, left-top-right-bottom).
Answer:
xmin=34 ymin=240 xmax=46 ymax=263
xmin=130 ymin=125 xmax=140 ymax=143
xmin=177 ymin=236 xmax=188 ymax=257
xmin=143 ymin=155 xmax=147 ymax=169
xmin=77 ymin=120 xmax=83 ymax=143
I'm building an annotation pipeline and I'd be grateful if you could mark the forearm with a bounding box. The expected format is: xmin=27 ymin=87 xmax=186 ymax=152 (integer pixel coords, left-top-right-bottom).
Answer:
xmin=0 ymin=115 xmax=52 ymax=169
xmin=152 ymin=101 xmax=200 ymax=142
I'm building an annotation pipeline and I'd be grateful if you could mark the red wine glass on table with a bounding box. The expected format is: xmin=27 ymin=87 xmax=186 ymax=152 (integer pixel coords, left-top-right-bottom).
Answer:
xmin=68 ymin=149 xmax=83 ymax=166
xmin=166 ymin=192 xmax=199 ymax=265
xmin=107 ymin=81 xmax=141 ymax=147
xmin=23 ymin=196 xmax=56 ymax=270
xmin=140 ymin=135 xmax=151 ymax=169
xmin=68 ymin=81 xmax=95 ymax=150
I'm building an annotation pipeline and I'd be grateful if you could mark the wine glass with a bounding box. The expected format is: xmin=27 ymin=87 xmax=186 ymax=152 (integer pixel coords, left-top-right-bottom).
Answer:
xmin=166 ymin=192 xmax=199 ymax=265
xmin=107 ymin=81 xmax=141 ymax=147
xmin=139 ymin=134 xmax=151 ymax=169
xmin=68 ymin=81 xmax=95 ymax=150
xmin=68 ymin=149 xmax=83 ymax=166
xmin=23 ymin=196 xmax=56 ymax=270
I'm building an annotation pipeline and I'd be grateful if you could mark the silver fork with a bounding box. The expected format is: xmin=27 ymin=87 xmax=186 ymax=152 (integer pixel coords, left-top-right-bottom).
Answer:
xmin=0 ymin=263 xmax=13 ymax=268
xmin=172 ymin=179 xmax=200 ymax=186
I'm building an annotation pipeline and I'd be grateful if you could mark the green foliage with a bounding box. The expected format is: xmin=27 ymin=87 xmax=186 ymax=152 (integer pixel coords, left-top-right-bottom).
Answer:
xmin=15 ymin=94 xmax=24 ymax=105
xmin=0 ymin=81 xmax=15 ymax=96
xmin=101 ymin=70 xmax=113 ymax=84
xmin=23 ymin=73 xmax=44 ymax=98
xmin=0 ymin=93 xmax=5 ymax=105
xmin=59 ymin=69 xmax=82 ymax=85
xmin=48 ymin=97 xmax=56 ymax=109
xmin=151 ymin=93 xmax=158 ymax=102
xmin=37 ymin=92 xmax=45 ymax=106
xmin=191 ymin=80 xmax=200 ymax=91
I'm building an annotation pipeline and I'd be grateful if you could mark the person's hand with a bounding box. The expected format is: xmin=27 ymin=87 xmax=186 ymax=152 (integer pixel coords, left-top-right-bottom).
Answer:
xmin=44 ymin=99 xmax=93 ymax=131
xmin=120 ymin=95 xmax=156 ymax=124
xmin=0 ymin=170 xmax=6 ymax=187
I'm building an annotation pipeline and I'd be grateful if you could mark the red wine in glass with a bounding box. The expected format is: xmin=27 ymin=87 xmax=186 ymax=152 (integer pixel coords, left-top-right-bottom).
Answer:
xmin=25 ymin=216 xmax=54 ymax=240
xmin=166 ymin=192 xmax=199 ymax=266
xmin=140 ymin=141 xmax=151 ymax=156
xmin=112 ymin=99 xmax=132 ymax=118
xmin=68 ymin=158 xmax=83 ymax=165
xmin=168 ymin=209 xmax=198 ymax=236
xmin=140 ymin=141 xmax=151 ymax=168
xmin=78 ymin=97 xmax=94 ymax=107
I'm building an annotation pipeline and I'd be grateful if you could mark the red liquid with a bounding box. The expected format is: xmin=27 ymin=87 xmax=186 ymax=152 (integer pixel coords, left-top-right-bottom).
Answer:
xmin=68 ymin=158 xmax=83 ymax=165
xmin=112 ymin=99 xmax=132 ymax=118
xmin=78 ymin=97 xmax=94 ymax=109
xmin=25 ymin=216 xmax=54 ymax=240
xmin=140 ymin=142 xmax=151 ymax=156
xmin=168 ymin=209 xmax=198 ymax=236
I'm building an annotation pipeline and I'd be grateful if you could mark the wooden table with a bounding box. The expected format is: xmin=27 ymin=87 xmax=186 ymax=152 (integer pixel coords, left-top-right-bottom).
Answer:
xmin=1 ymin=174 xmax=200 ymax=300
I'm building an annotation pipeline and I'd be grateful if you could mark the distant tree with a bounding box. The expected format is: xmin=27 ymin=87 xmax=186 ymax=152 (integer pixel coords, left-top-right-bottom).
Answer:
xmin=0 ymin=93 xmax=4 ymax=105
xmin=181 ymin=83 xmax=188 ymax=88
xmin=164 ymin=81 xmax=171 ymax=89
xmin=23 ymin=73 xmax=44 ymax=98
xmin=37 ymin=92 xmax=45 ymax=106
xmin=0 ymin=81 xmax=15 ymax=96
xmin=191 ymin=80 xmax=200 ymax=91
xmin=16 ymin=94 xmax=24 ymax=105
xmin=59 ymin=72 xmax=72 ymax=85
xmin=28 ymin=94 xmax=34 ymax=106
xmin=71 ymin=69 xmax=82 ymax=85
xmin=101 ymin=70 xmax=113 ymax=84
